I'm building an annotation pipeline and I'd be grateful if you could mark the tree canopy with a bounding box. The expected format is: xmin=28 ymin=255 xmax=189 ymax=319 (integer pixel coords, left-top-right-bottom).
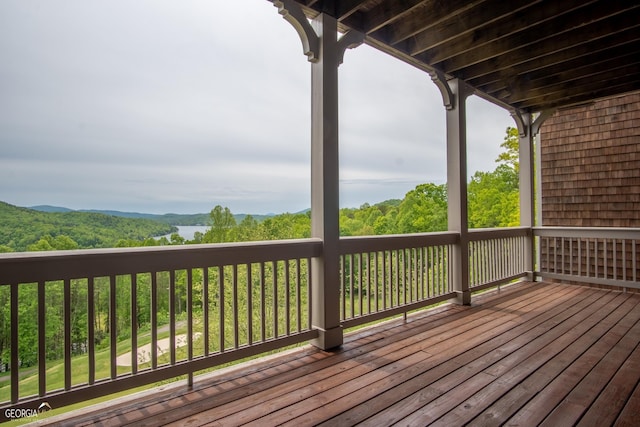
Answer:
xmin=0 ymin=202 xmax=176 ymax=252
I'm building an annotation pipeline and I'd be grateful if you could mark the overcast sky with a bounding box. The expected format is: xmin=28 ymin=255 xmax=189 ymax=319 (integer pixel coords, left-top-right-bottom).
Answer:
xmin=0 ymin=0 xmax=514 ymax=215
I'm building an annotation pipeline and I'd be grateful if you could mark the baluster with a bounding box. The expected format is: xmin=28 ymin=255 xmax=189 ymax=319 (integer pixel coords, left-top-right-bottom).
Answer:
xmin=64 ymin=278 xmax=71 ymax=389
xmin=38 ymin=281 xmax=46 ymax=395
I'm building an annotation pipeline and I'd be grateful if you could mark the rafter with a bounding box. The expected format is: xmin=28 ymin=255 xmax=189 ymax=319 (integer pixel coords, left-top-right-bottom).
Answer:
xmin=451 ymin=14 xmax=640 ymax=82
xmin=410 ymin=0 xmax=588 ymax=59
xmin=354 ymin=0 xmax=425 ymax=34
xmin=336 ymin=0 xmax=370 ymax=20
xmin=468 ymin=35 xmax=640 ymax=93
xmin=488 ymin=58 xmax=640 ymax=103
xmin=475 ymin=41 xmax=640 ymax=94
xmin=517 ymin=80 xmax=640 ymax=111
xmin=384 ymin=0 xmax=488 ymax=46
xmin=509 ymin=64 xmax=640 ymax=106
xmin=433 ymin=5 xmax=639 ymax=74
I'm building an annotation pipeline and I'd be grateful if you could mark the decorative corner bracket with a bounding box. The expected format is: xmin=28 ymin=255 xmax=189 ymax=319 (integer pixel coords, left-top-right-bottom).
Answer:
xmin=509 ymin=109 xmax=528 ymax=138
xmin=336 ymin=30 xmax=364 ymax=66
xmin=428 ymin=70 xmax=455 ymax=110
xmin=531 ymin=109 xmax=556 ymax=136
xmin=273 ymin=0 xmax=319 ymax=62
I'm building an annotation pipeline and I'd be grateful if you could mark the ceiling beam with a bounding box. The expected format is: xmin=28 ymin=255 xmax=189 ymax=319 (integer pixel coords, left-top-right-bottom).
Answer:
xmin=336 ymin=0 xmax=370 ymax=20
xmin=341 ymin=0 xmax=425 ymax=34
xmin=516 ymin=79 xmax=640 ymax=111
xmin=382 ymin=0 xmax=490 ymax=45
xmin=500 ymin=63 xmax=640 ymax=104
xmin=450 ymin=15 xmax=640 ymax=82
xmin=468 ymin=37 xmax=640 ymax=93
xmin=408 ymin=0 xmax=544 ymax=57
xmin=432 ymin=4 xmax=639 ymax=74
xmin=480 ymin=46 xmax=640 ymax=96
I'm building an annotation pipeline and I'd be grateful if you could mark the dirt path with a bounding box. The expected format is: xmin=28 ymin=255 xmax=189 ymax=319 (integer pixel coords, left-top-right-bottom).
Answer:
xmin=116 ymin=332 xmax=202 ymax=366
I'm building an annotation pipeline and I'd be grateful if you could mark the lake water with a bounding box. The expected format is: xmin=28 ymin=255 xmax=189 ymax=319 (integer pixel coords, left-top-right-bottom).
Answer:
xmin=157 ymin=225 xmax=209 ymax=241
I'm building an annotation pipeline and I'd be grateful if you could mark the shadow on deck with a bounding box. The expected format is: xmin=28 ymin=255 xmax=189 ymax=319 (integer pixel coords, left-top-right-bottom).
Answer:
xmin=42 ymin=281 xmax=640 ymax=426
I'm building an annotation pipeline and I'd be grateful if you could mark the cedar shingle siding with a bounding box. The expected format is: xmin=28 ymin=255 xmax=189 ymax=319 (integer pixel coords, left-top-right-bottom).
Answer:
xmin=539 ymin=92 xmax=640 ymax=290
xmin=540 ymin=92 xmax=640 ymax=227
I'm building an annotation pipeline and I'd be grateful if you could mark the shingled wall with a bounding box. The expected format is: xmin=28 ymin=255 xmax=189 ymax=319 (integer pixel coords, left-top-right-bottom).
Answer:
xmin=539 ymin=91 xmax=640 ymax=227
xmin=538 ymin=92 xmax=639 ymax=290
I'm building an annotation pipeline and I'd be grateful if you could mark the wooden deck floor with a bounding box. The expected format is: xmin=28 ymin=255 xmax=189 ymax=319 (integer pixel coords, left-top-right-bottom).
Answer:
xmin=47 ymin=281 xmax=640 ymax=426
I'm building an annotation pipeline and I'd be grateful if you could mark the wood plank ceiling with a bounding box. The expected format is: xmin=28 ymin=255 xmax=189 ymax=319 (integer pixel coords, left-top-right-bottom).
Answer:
xmin=291 ymin=0 xmax=640 ymax=113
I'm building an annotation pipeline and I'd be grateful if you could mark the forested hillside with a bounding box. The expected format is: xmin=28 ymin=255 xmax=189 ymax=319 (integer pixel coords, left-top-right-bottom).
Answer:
xmin=0 ymin=202 xmax=176 ymax=252
xmin=28 ymin=206 xmax=273 ymax=226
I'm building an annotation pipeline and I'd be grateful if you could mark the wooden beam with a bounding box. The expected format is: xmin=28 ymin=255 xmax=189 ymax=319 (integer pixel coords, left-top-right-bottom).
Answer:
xmin=477 ymin=44 xmax=640 ymax=95
xmin=514 ymin=77 xmax=640 ymax=111
xmin=383 ymin=0 xmax=490 ymax=45
xmin=452 ymin=12 xmax=640 ymax=81
xmin=336 ymin=0 xmax=369 ymax=20
xmin=354 ymin=0 xmax=425 ymax=34
xmin=410 ymin=0 xmax=586 ymax=59
xmin=495 ymin=63 xmax=640 ymax=104
xmin=408 ymin=0 xmax=544 ymax=57
xmin=468 ymin=35 xmax=640 ymax=90
xmin=433 ymin=4 xmax=639 ymax=74
xmin=520 ymin=80 xmax=640 ymax=112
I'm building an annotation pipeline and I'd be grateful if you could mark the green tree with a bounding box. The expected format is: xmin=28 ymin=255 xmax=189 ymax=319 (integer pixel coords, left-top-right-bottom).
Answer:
xmin=235 ymin=215 xmax=261 ymax=242
xmin=260 ymin=213 xmax=310 ymax=240
xmin=496 ymin=126 xmax=520 ymax=173
xmin=396 ymin=183 xmax=448 ymax=233
xmin=27 ymin=234 xmax=80 ymax=251
xmin=468 ymin=165 xmax=519 ymax=228
xmin=467 ymin=126 xmax=520 ymax=228
xmin=205 ymin=206 xmax=237 ymax=243
xmin=170 ymin=233 xmax=185 ymax=245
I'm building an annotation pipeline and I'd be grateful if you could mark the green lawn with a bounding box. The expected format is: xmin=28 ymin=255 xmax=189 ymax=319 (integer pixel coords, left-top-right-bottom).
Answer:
xmin=0 ymin=324 xmax=190 ymax=409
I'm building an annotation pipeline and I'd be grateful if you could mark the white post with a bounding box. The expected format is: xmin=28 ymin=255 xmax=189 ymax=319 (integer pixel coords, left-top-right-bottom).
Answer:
xmin=309 ymin=13 xmax=342 ymax=350
xmin=445 ymin=79 xmax=472 ymax=305
xmin=515 ymin=112 xmax=535 ymax=278
xmin=274 ymin=1 xmax=362 ymax=349
xmin=531 ymin=110 xmax=556 ymax=279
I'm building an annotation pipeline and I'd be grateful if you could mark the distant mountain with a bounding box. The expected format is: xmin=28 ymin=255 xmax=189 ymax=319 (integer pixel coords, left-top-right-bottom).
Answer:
xmin=29 ymin=205 xmax=74 ymax=213
xmin=27 ymin=206 xmax=275 ymax=226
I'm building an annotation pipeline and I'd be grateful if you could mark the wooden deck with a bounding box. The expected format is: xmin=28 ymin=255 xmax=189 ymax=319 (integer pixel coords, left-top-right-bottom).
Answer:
xmin=46 ymin=281 xmax=640 ymax=426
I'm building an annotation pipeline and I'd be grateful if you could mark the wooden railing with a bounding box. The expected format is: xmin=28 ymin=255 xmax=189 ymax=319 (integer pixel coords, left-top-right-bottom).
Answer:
xmin=0 ymin=228 xmax=539 ymax=413
xmin=534 ymin=227 xmax=640 ymax=290
xmin=468 ymin=227 xmax=531 ymax=291
xmin=338 ymin=232 xmax=458 ymax=328
xmin=0 ymin=239 xmax=321 ymax=411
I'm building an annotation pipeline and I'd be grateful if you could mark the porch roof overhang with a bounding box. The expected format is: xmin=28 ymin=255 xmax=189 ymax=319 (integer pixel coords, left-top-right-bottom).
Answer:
xmin=288 ymin=0 xmax=640 ymax=113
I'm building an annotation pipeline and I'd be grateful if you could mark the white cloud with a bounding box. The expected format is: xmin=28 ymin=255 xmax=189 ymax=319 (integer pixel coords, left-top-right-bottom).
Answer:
xmin=0 ymin=0 xmax=514 ymax=215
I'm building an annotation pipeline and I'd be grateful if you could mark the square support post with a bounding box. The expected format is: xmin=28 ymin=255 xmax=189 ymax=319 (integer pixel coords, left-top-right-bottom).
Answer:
xmin=309 ymin=13 xmax=343 ymax=350
xmin=446 ymin=79 xmax=471 ymax=305
xmin=518 ymin=114 xmax=536 ymax=279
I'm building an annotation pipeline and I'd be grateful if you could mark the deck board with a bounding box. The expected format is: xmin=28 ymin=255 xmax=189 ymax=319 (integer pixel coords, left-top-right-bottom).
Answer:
xmin=48 ymin=281 xmax=640 ymax=426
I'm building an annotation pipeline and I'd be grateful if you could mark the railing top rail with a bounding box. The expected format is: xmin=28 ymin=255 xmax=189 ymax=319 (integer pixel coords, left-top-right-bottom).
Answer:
xmin=468 ymin=226 xmax=530 ymax=241
xmin=533 ymin=226 xmax=640 ymax=239
xmin=339 ymin=231 xmax=458 ymax=254
xmin=0 ymin=238 xmax=323 ymax=284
